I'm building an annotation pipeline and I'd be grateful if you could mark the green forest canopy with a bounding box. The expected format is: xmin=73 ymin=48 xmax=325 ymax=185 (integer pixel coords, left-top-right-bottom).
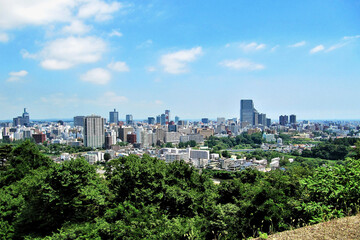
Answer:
xmin=1 ymin=140 xmax=360 ymax=239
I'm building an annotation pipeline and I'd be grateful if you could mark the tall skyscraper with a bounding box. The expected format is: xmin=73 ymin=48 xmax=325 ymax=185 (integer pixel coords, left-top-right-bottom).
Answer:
xmin=279 ymin=115 xmax=289 ymax=126
xmin=156 ymin=115 xmax=161 ymax=124
xmin=258 ymin=113 xmax=266 ymax=126
xmin=13 ymin=108 xmax=30 ymax=126
xmin=84 ymin=115 xmax=105 ymax=148
xmin=126 ymin=114 xmax=133 ymax=125
xmin=290 ymin=114 xmax=297 ymax=124
xmin=202 ymin=118 xmax=209 ymax=124
xmin=266 ymin=118 xmax=271 ymax=127
xmin=217 ymin=117 xmax=225 ymax=125
xmin=74 ymin=116 xmax=85 ymax=127
xmin=160 ymin=114 xmax=166 ymax=125
xmin=148 ymin=117 xmax=155 ymax=125
xmin=22 ymin=108 xmax=30 ymax=126
xmin=109 ymin=109 xmax=119 ymax=124
xmin=253 ymin=110 xmax=259 ymax=125
xmin=240 ymin=100 xmax=254 ymax=125
xmin=165 ymin=110 xmax=170 ymax=124
xmin=175 ymin=116 xmax=180 ymax=123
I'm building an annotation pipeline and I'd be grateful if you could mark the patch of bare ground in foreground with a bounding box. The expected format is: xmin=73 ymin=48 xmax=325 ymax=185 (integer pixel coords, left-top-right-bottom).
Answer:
xmin=263 ymin=214 xmax=360 ymax=240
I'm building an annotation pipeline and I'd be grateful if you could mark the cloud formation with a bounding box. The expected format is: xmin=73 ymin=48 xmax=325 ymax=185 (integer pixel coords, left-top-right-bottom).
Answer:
xmin=220 ymin=59 xmax=265 ymax=71
xmin=109 ymin=29 xmax=122 ymax=37
xmin=81 ymin=68 xmax=111 ymax=84
xmin=289 ymin=41 xmax=306 ymax=47
xmin=107 ymin=61 xmax=130 ymax=72
xmin=0 ymin=33 xmax=9 ymax=43
xmin=161 ymin=46 xmax=202 ymax=74
xmin=326 ymin=42 xmax=348 ymax=52
xmin=137 ymin=39 xmax=153 ymax=49
xmin=310 ymin=45 xmax=325 ymax=54
xmin=239 ymin=42 xmax=266 ymax=51
xmin=77 ymin=0 xmax=122 ymax=21
xmin=7 ymin=70 xmax=28 ymax=82
xmin=61 ymin=20 xmax=92 ymax=35
xmin=22 ymin=36 xmax=106 ymax=70
xmin=0 ymin=0 xmax=122 ymax=29
xmin=343 ymin=35 xmax=360 ymax=40
xmin=9 ymin=70 xmax=28 ymax=77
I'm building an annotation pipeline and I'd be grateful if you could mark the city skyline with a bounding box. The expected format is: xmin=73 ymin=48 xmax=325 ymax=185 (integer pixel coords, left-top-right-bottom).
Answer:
xmin=1 ymin=1 xmax=360 ymax=120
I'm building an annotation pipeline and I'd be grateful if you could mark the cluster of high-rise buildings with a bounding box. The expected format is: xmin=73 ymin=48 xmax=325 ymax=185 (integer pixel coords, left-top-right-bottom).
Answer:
xmin=240 ymin=99 xmax=271 ymax=127
xmin=240 ymin=99 xmax=297 ymax=127
xmin=279 ymin=114 xmax=297 ymax=126
xmin=2 ymin=104 xmax=360 ymax=169
xmin=13 ymin=108 xmax=30 ymax=127
xmin=1 ymin=101 xmax=299 ymax=149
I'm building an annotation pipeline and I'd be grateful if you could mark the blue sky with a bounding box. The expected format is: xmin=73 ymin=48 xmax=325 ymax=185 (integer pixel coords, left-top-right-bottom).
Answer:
xmin=1 ymin=0 xmax=360 ymax=121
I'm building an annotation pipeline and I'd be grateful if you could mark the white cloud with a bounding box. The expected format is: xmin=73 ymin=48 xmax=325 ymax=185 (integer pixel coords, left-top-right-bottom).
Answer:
xmin=310 ymin=45 xmax=325 ymax=54
xmin=219 ymin=59 xmax=265 ymax=71
xmin=6 ymin=70 xmax=28 ymax=82
xmin=343 ymin=35 xmax=360 ymax=40
xmin=23 ymin=36 xmax=106 ymax=70
xmin=161 ymin=46 xmax=203 ymax=74
xmin=0 ymin=0 xmax=123 ymax=29
xmin=77 ymin=0 xmax=122 ymax=21
xmin=61 ymin=20 xmax=92 ymax=35
xmin=239 ymin=42 xmax=266 ymax=51
xmin=0 ymin=33 xmax=9 ymax=43
xmin=6 ymin=77 xmax=21 ymax=82
xmin=109 ymin=29 xmax=122 ymax=37
xmin=9 ymin=70 xmax=28 ymax=77
xmin=289 ymin=41 xmax=306 ymax=47
xmin=107 ymin=61 xmax=129 ymax=72
xmin=81 ymin=68 xmax=111 ymax=84
xmin=137 ymin=39 xmax=153 ymax=48
xmin=326 ymin=42 xmax=348 ymax=52
xmin=155 ymin=100 xmax=163 ymax=105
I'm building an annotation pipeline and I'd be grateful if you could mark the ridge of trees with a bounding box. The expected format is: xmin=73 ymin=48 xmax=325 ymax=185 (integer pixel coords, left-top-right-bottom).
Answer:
xmin=1 ymin=140 xmax=360 ymax=239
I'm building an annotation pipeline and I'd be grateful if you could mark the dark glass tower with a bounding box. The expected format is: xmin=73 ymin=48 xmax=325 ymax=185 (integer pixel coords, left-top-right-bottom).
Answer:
xmin=240 ymin=100 xmax=254 ymax=125
xmin=109 ymin=109 xmax=119 ymax=124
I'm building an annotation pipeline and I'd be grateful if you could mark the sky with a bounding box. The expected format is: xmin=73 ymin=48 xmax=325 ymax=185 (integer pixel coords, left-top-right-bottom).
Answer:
xmin=1 ymin=0 xmax=360 ymax=121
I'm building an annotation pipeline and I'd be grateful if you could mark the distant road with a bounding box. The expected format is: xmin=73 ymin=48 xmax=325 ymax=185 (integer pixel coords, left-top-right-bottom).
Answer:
xmin=227 ymin=149 xmax=256 ymax=152
xmin=227 ymin=149 xmax=270 ymax=152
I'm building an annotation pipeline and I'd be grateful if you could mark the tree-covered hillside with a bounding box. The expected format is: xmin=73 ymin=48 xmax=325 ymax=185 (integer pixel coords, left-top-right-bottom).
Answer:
xmin=1 ymin=140 xmax=360 ymax=239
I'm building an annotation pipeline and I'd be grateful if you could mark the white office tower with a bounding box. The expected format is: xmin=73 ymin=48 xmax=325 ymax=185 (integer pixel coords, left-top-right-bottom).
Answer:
xmin=84 ymin=115 xmax=105 ymax=148
xmin=136 ymin=126 xmax=143 ymax=144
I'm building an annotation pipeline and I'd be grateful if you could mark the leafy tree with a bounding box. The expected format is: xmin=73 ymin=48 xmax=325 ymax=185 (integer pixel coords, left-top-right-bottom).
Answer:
xmin=1 ymin=140 xmax=53 ymax=186
xmin=300 ymin=158 xmax=360 ymax=223
xmin=0 ymin=144 xmax=12 ymax=169
xmin=165 ymin=142 xmax=173 ymax=148
xmin=104 ymin=153 xmax=111 ymax=162
xmin=13 ymin=158 xmax=109 ymax=238
xmin=221 ymin=150 xmax=230 ymax=158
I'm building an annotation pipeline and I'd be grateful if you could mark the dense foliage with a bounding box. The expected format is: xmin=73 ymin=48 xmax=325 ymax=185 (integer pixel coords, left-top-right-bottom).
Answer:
xmin=205 ymin=133 xmax=263 ymax=151
xmin=1 ymin=140 xmax=360 ymax=239
xmin=301 ymin=138 xmax=357 ymax=160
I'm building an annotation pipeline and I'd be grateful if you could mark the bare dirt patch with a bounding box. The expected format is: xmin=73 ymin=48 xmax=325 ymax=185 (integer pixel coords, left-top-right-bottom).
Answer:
xmin=264 ymin=214 xmax=360 ymax=240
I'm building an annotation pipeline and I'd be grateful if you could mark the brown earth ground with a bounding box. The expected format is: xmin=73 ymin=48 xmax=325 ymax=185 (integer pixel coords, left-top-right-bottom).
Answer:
xmin=258 ymin=214 xmax=360 ymax=240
